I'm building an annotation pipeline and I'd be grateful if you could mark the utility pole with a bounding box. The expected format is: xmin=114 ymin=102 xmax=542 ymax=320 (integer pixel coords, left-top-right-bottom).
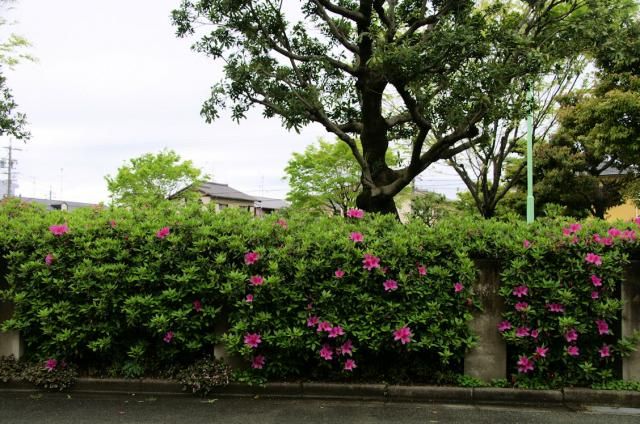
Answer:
xmin=1 ymin=139 xmax=22 ymax=197
xmin=526 ymin=86 xmax=535 ymax=224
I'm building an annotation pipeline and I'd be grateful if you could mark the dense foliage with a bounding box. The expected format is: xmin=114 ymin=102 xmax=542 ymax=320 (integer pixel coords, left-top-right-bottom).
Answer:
xmin=171 ymin=1 xmax=625 ymax=214
xmin=0 ymin=198 xmax=638 ymax=387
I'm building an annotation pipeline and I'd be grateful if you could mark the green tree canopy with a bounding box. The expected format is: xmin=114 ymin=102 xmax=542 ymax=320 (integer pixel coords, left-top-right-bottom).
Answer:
xmin=172 ymin=0 xmax=620 ymax=215
xmin=285 ymin=139 xmax=362 ymax=215
xmin=105 ymin=150 xmax=204 ymax=207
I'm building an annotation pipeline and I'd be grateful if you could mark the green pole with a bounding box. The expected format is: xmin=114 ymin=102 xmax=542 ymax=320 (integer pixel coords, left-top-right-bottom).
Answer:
xmin=526 ymin=86 xmax=535 ymax=223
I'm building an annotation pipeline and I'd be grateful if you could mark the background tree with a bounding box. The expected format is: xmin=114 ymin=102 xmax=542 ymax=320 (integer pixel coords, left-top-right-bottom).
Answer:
xmin=512 ymin=13 xmax=640 ymax=218
xmin=447 ymin=59 xmax=583 ymax=218
xmin=285 ymin=139 xmax=361 ymax=215
xmin=0 ymin=0 xmax=33 ymax=141
xmin=409 ymin=190 xmax=458 ymax=226
xmin=172 ymin=0 xmax=619 ymax=215
xmin=105 ymin=150 xmax=204 ymax=207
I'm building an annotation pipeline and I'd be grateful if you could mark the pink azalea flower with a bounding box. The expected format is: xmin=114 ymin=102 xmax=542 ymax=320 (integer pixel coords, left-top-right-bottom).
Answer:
xmin=530 ymin=329 xmax=539 ymax=339
xmin=49 ymin=223 xmax=69 ymax=236
xmin=634 ymin=216 xmax=640 ymax=226
xmin=512 ymin=285 xmax=528 ymax=298
xmin=156 ymin=226 xmax=170 ymax=239
xmin=523 ymin=239 xmax=532 ymax=248
xmin=454 ymin=282 xmax=464 ymax=293
xmin=535 ymin=346 xmax=548 ymax=358
xmin=622 ymin=229 xmax=637 ymax=241
xmin=328 ymin=325 xmax=345 ymax=338
xmin=317 ymin=321 xmax=333 ymax=333
xmin=362 ymin=254 xmax=381 ymax=271
xmin=546 ymin=303 xmax=565 ymax=313
xmin=244 ymin=332 xmax=262 ymax=349
xmin=340 ymin=340 xmax=353 ymax=356
xmin=109 ymin=220 xmax=117 ymax=228
xmin=350 ymin=232 xmax=364 ymax=243
xmin=276 ymin=218 xmax=288 ymax=228
xmin=334 ymin=269 xmax=345 ymax=278
xmin=163 ymin=331 xmax=174 ymax=343
xmin=562 ymin=227 xmax=571 ymax=236
xmin=383 ymin=279 xmax=398 ymax=292
xmin=346 ymin=208 xmax=364 ymax=219
xmin=193 ymin=299 xmax=203 ymax=312
xmin=245 ymin=294 xmax=254 ymax=303
xmin=244 ymin=251 xmax=260 ymax=265
xmin=515 ymin=327 xmax=530 ymax=337
xmin=591 ymin=275 xmax=602 ymax=287
xmin=566 ymin=345 xmax=580 ymax=357
xmin=393 ymin=326 xmax=412 ymax=344
xmin=570 ymin=223 xmax=582 ymax=233
xmin=319 ymin=344 xmax=333 ymax=361
xmin=45 ymin=253 xmax=54 ymax=266
xmin=515 ymin=302 xmax=528 ymax=312
xmin=596 ymin=319 xmax=609 ymax=335
xmin=608 ymin=228 xmax=621 ymax=238
xmin=307 ymin=316 xmax=319 ymax=327
xmin=251 ymin=355 xmax=266 ymax=369
xmin=599 ymin=344 xmax=611 ymax=358
xmin=249 ymin=275 xmax=264 ymax=286
xmin=585 ymin=253 xmax=602 ymax=266
xmin=343 ymin=359 xmax=357 ymax=371
xmin=44 ymin=358 xmax=58 ymax=371
xmin=417 ymin=264 xmax=427 ymax=275
xmin=565 ymin=329 xmax=579 ymax=342
xmin=517 ymin=355 xmax=534 ymax=373
xmin=497 ymin=321 xmax=512 ymax=332
xmin=591 ymin=291 xmax=600 ymax=300
xmin=601 ymin=236 xmax=614 ymax=246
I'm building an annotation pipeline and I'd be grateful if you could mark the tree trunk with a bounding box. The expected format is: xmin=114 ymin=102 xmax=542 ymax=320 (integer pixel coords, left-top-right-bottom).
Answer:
xmin=356 ymin=189 xmax=399 ymax=217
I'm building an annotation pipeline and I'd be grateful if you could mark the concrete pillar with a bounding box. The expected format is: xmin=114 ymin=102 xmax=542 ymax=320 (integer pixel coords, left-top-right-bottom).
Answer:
xmin=622 ymin=260 xmax=640 ymax=381
xmin=0 ymin=301 xmax=23 ymax=358
xmin=464 ymin=259 xmax=506 ymax=382
xmin=213 ymin=312 xmax=243 ymax=369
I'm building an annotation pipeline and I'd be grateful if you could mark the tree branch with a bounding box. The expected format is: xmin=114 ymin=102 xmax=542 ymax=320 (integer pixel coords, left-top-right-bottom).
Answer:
xmin=310 ymin=0 xmax=361 ymax=54
xmin=316 ymin=0 xmax=365 ymax=22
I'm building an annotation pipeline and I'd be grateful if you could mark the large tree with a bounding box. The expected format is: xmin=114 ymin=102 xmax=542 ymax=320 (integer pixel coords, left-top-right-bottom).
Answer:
xmin=173 ymin=0 xmax=626 ymax=215
xmin=105 ymin=150 xmax=204 ymax=207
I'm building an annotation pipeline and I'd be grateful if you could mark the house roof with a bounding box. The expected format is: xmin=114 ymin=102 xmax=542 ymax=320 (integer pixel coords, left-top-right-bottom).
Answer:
xmin=19 ymin=196 xmax=95 ymax=211
xmin=198 ymin=182 xmax=256 ymax=202
xmin=254 ymin=196 xmax=289 ymax=210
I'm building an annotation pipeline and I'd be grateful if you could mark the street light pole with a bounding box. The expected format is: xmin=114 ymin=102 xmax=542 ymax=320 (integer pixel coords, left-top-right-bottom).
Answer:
xmin=526 ymin=86 xmax=535 ymax=223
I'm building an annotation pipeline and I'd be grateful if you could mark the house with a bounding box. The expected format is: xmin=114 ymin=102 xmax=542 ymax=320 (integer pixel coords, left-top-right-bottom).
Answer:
xmin=197 ymin=182 xmax=257 ymax=213
xmin=18 ymin=196 xmax=95 ymax=212
xmin=253 ymin=196 xmax=289 ymax=216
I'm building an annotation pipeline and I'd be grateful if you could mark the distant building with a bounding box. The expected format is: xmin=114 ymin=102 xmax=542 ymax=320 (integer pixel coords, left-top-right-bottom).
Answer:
xmin=189 ymin=181 xmax=288 ymax=215
xmin=18 ymin=196 xmax=96 ymax=212
xmin=197 ymin=182 xmax=257 ymax=213
xmin=253 ymin=196 xmax=289 ymax=216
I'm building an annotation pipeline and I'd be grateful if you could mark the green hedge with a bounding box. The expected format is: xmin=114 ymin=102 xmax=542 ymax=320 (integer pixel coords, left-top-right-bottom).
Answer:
xmin=0 ymin=199 xmax=638 ymax=386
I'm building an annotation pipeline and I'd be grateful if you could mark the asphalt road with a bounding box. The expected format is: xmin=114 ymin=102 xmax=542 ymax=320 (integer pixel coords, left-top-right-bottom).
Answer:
xmin=1 ymin=392 xmax=639 ymax=424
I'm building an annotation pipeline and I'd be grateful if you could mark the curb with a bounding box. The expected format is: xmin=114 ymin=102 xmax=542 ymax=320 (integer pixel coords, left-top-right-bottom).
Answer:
xmin=1 ymin=379 xmax=639 ymax=408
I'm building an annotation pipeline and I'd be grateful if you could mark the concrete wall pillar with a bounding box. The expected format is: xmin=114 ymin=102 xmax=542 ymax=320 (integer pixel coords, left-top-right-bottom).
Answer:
xmin=623 ymin=260 xmax=640 ymax=381
xmin=464 ymin=259 xmax=506 ymax=382
xmin=0 ymin=301 xmax=23 ymax=358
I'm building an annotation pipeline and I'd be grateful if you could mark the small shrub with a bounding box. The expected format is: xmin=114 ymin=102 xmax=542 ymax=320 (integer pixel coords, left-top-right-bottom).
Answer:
xmin=176 ymin=357 xmax=231 ymax=396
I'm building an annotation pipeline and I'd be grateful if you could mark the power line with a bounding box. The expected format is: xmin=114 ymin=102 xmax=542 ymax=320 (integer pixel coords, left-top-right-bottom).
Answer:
xmin=1 ymin=139 xmax=22 ymax=197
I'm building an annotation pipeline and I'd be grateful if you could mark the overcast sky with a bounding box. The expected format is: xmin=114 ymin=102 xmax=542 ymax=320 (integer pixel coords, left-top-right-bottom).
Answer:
xmin=0 ymin=0 xmax=463 ymax=204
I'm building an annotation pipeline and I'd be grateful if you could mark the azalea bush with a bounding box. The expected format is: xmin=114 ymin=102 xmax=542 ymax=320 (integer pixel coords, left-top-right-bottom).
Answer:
xmin=0 ymin=198 xmax=638 ymax=386
xmin=220 ymin=213 xmax=477 ymax=383
xmin=498 ymin=221 xmax=640 ymax=388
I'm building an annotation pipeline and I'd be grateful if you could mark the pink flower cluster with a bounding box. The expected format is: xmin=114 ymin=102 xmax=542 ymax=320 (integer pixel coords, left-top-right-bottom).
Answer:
xmin=562 ymin=223 xmax=582 ymax=236
xmin=163 ymin=331 xmax=174 ymax=343
xmin=308 ymin=316 xmax=356 ymax=371
xmin=346 ymin=208 xmax=364 ymax=219
xmin=244 ymin=251 xmax=260 ymax=265
xmin=362 ymin=254 xmax=381 ymax=271
xmin=350 ymin=232 xmax=364 ymax=243
xmin=585 ymin=253 xmax=602 ymax=266
xmin=383 ymin=279 xmax=398 ymax=292
xmin=393 ymin=326 xmax=412 ymax=344
xmin=156 ymin=226 xmax=170 ymax=239
xmin=49 ymin=223 xmax=69 ymax=236
xmin=244 ymin=332 xmax=262 ymax=349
